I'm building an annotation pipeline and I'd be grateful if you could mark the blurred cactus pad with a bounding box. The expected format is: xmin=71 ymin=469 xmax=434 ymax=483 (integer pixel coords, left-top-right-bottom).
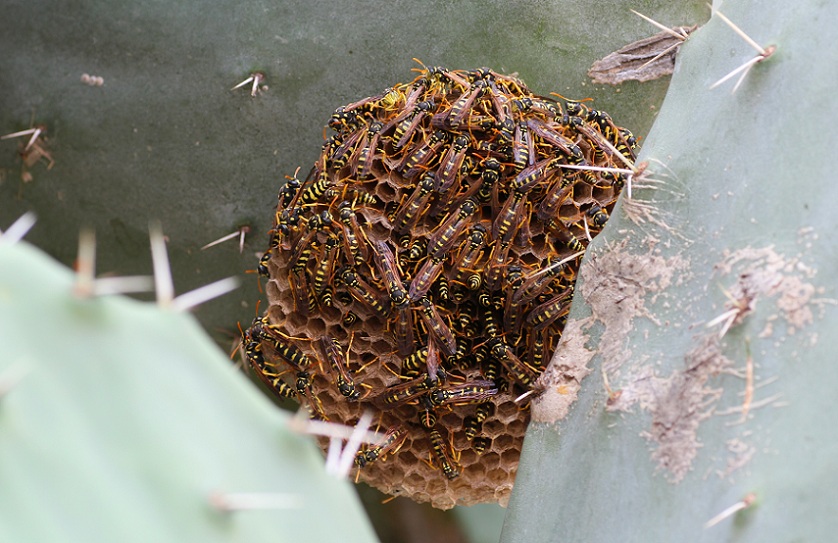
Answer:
xmin=0 ymin=239 xmax=378 ymax=542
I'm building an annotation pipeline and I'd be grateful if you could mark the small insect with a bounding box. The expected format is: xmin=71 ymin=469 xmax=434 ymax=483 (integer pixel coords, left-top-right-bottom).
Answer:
xmin=339 ymin=86 xmax=403 ymax=115
xmin=488 ymin=338 xmax=540 ymax=387
xmin=426 ymin=198 xmax=478 ymax=259
xmin=503 ymin=265 xmax=525 ymax=334
xmin=418 ymin=397 xmax=439 ymax=429
xmin=513 ymin=255 xmax=572 ymax=306
xmin=476 ymin=158 xmax=502 ymax=205
xmin=401 ymin=345 xmax=429 ymax=379
xmin=509 ymin=156 xmax=563 ymax=194
xmin=337 ymin=201 xmax=369 ymax=266
xmin=374 ymin=372 xmax=440 ymax=409
xmin=251 ymin=358 xmax=299 ymax=400
xmin=492 ymin=188 xmax=526 ymax=243
xmin=434 ymin=274 xmax=450 ymax=303
xmin=464 ymin=402 xmax=493 ymax=440
xmin=525 ymin=118 xmax=584 ymax=160
xmin=277 ymin=168 xmax=302 ymax=209
xmin=529 ymin=328 xmax=546 ymax=369
xmin=353 ymin=121 xmax=384 ymax=178
xmin=400 ymin=130 xmax=449 ymax=178
xmin=289 ymin=269 xmax=314 ymax=316
xmin=407 ymin=237 xmax=428 ymax=261
xmin=289 ymin=211 xmax=332 ymax=271
xmin=587 ymin=205 xmax=609 ymax=227
xmin=319 ymin=336 xmax=362 ymax=401
xmin=428 ymin=429 xmax=460 ymax=480
xmin=408 ymin=255 xmax=445 ymax=302
xmin=545 ymin=219 xmax=586 ymax=253
xmin=372 ymin=240 xmax=410 ymax=310
xmin=393 ymin=174 xmax=436 ymax=234
xmin=526 ymin=289 xmax=574 ymax=332
xmin=418 ymin=296 xmax=458 ymax=358
xmin=484 ymin=239 xmax=513 ymax=290
xmin=511 ymin=121 xmax=534 ymax=172
xmin=342 ymin=311 xmax=359 ymax=327
xmin=445 ymin=79 xmax=487 ymax=127
xmin=428 ymin=380 xmax=498 ymax=407
xmin=472 ymin=436 xmax=491 ymax=455
xmin=564 ymin=115 xmax=617 ymax=164
xmin=434 ymin=135 xmax=471 ymax=193
xmin=338 ymin=267 xmax=389 ymax=318
xmin=451 ymin=223 xmax=487 ymax=290
xmin=411 ymin=58 xmax=471 ymax=93
xmin=312 ymin=234 xmax=341 ymax=298
xmin=392 ymin=100 xmax=436 ymax=149
xmin=536 ymin=174 xmax=575 ymax=221
xmin=355 ymin=425 xmax=408 ymax=468
xmin=511 ymin=95 xmax=562 ymax=118
xmin=297 ymin=165 xmax=334 ymax=206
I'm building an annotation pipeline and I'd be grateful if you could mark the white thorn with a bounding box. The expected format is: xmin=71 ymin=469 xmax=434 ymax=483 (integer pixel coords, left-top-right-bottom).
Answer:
xmin=239 ymin=228 xmax=248 ymax=254
xmin=287 ymin=415 xmax=384 ymax=443
xmin=630 ymin=9 xmax=688 ymax=40
xmin=336 ymin=411 xmax=374 ymax=478
xmin=557 ymin=163 xmax=634 ymax=176
xmin=709 ymin=55 xmax=762 ymax=90
xmin=528 ymin=250 xmax=586 ymax=280
xmin=231 ymin=76 xmax=255 ymax=91
xmin=324 ymin=436 xmax=343 ymax=475
xmin=92 ymin=276 xmax=155 ymax=296
xmin=712 ymin=8 xmax=767 ymax=56
xmin=208 ymin=491 xmax=302 ymax=512
xmin=24 ymin=128 xmax=42 ymax=152
xmin=1 ymin=127 xmax=39 ymax=140
xmin=148 ymin=221 xmax=175 ymax=307
xmin=74 ymin=228 xmax=96 ymax=297
xmin=704 ymin=493 xmax=756 ymax=528
xmin=200 ymin=231 xmax=240 ymax=251
xmin=0 ymin=212 xmax=37 ymax=244
xmin=172 ymin=277 xmax=240 ymax=312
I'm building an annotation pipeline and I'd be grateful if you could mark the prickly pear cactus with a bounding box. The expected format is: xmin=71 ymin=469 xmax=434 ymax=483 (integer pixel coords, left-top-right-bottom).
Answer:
xmin=0 ymin=241 xmax=378 ymax=543
xmin=503 ymin=1 xmax=838 ymax=541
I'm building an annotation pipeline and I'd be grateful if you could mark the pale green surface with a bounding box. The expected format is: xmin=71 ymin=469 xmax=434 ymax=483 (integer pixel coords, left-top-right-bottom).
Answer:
xmin=504 ymin=0 xmax=838 ymax=541
xmin=0 ymin=242 xmax=378 ymax=543
xmin=0 ymin=0 xmax=704 ymax=339
xmin=455 ymin=503 xmax=506 ymax=543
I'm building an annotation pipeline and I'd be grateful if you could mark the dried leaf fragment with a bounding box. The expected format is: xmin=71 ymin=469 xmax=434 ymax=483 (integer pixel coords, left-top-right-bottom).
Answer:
xmin=588 ymin=26 xmax=697 ymax=85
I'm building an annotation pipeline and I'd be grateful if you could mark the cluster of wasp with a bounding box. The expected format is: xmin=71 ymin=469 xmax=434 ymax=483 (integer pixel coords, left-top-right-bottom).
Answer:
xmin=242 ymin=63 xmax=636 ymax=507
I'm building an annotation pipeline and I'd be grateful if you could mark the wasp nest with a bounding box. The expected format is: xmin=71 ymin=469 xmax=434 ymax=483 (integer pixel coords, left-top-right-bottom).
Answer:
xmin=243 ymin=65 xmax=637 ymax=509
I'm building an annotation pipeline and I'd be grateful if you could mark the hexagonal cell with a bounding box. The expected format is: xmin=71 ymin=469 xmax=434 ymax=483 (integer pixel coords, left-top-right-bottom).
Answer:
xmin=244 ymin=66 xmax=635 ymax=509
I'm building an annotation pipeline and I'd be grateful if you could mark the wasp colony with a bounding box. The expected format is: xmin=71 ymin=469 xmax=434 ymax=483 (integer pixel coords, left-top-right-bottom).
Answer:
xmin=244 ymin=64 xmax=637 ymax=509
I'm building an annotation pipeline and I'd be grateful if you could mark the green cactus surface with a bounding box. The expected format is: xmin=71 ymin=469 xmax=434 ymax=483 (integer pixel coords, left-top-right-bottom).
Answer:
xmin=503 ymin=1 xmax=838 ymax=541
xmin=0 ymin=240 xmax=378 ymax=542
